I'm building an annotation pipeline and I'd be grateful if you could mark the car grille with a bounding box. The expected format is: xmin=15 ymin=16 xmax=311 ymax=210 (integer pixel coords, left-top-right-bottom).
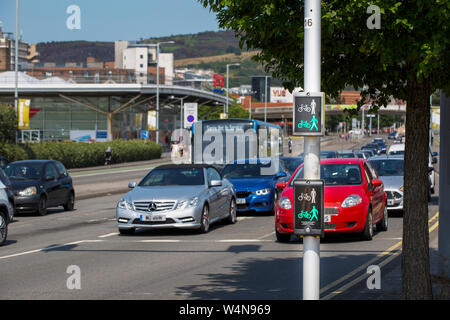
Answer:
xmin=132 ymin=218 xmax=176 ymax=225
xmin=133 ymin=201 xmax=176 ymax=212
xmin=386 ymin=191 xmax=402 ymax=200
xmin=236 ymin=191 xmax=251 ymax=198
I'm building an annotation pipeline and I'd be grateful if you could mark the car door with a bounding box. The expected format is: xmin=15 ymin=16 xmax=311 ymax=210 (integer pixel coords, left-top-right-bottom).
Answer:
xmin=43 ymin=163 xmax=60 ymax=207
xmin=210 ymin=167 xmax=229 ymax=216
xmin=364 ymin=163 xmax=383 ymax=221
xmin=206 ymin=167 xmax=223 ymax=219
xmin=55 ymin=161 xmax=72 ymax=202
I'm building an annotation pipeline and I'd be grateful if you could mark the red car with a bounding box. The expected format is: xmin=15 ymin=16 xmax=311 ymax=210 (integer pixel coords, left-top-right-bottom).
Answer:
xmin=275 ymin=158 xmax=388 ymax=242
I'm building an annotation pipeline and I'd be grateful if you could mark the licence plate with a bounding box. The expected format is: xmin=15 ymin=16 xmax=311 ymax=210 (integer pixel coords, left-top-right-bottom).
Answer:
xmin=387 ymin=199 xmax=394 ymax=206
xmin=236 ymin=198 xmax=246 ymax=204
xmin=141 ymin=214 xmax=166 ymax=222
xmin=324 ymin=215 xmax=331 ymax=223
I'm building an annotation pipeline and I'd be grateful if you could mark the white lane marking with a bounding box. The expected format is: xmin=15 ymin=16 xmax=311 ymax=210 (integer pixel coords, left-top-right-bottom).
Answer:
xmin=258 ymin=231 xmax=275 ymax=239
xmin=0 ymin=240 xmax=104 ymax=261
xmin=98 ymin=232 xmax=119 ymax=238
xmin=237 ymin=217 xmax=255 ymax=221
xmin=140 ymin=239 xmax=181 ymax=243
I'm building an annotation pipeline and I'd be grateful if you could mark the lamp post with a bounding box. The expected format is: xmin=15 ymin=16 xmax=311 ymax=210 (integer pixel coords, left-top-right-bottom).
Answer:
xmin=170 ymin=95 xmax=186 ymax=129
xmin=264 ymin=76 xmax=270 ymax=122
xmin=14 ymin=0 xmax=19 ymax=143
xmin=226 ymin=63 xmax=240 ymax=116
xmin=248 ymin=90 xmax=256 ymax=119
xmin=148 ymin=40 xmax=174 ymax=145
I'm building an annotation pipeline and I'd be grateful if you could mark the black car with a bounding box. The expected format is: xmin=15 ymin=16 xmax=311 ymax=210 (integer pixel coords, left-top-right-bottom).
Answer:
xmin=5 ymin=160 xmax=75 ymax=216
xmin=0 ymin=157 xmax=9 ymax=170
xmin=362 ymin=143 xmax=380 ymax=154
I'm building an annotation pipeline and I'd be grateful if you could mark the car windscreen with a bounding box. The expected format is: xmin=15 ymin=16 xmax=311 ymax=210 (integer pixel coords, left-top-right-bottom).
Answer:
xmin=369 ymin=159 xmax=404 ymax=176
xmin=222 ymin=162 xmax=275 ymax=178
xmin=139 ymin=168 xmax=205 ymax=186
xmin=290 ymin=164 xmax=363 ymax=186
xmin=5 ymin=163 xmax=43 ymax=180
xmin=281 ymin=158 xmax=303 ymax=174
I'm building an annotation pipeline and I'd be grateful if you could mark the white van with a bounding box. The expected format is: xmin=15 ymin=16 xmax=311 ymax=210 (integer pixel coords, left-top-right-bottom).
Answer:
xmin=388 ymin=144 xmax=405 ymax=155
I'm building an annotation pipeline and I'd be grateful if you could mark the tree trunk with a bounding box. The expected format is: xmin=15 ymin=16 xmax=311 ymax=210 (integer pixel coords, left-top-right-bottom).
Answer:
xmin=402 ymin=76 xmax=433 ymax=299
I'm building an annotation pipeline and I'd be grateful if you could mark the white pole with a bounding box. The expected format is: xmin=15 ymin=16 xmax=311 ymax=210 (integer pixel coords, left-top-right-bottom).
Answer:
xmin=180 ymin=98 xmax=183 ymax=129
xmin=264 ymin=76 xmax=268 ymax=122
xmin=226 ymin=65 xmax=229 ymax=116
xmin=362 ymin=106 xmax=365 ymax=136
xmin=303 ymin=0 xmax=321 ymax=301
xmin=156 ymin=43 xmax=160 ymax=145
xmin=249 ymin=95 xmax=252 ymax=119
xmin=14 ymin=0 xmax=19 ymax=143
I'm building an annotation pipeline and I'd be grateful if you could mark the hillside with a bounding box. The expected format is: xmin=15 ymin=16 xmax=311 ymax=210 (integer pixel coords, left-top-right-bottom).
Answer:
xmin=35 ymin=30 xmax=243 ymax=63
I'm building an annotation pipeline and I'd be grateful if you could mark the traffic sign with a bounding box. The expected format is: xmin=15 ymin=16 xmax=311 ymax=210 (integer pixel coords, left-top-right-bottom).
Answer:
xmin=140 ymin=130 xmax=149 ymax=139
xmin=293 ymin=92 xmax=325 ymax=136
xmin=293 ymin=179 xmax=324 ymax=237
xmin=184 ymin=103 xmax=198 ymax=128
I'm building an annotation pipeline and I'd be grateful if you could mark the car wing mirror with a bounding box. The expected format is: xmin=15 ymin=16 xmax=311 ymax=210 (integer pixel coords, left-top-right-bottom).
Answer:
xmin=128 ymin=181 xmax=137 ymax=189
xmin=276 ymin=171 xmax=287 ymax=178
xmin=209 ymin=180 xmax=222 ymax=187
xmin=276 ymin=182 xmax=287 ymax=190
xmin=428 ymin=167 xmax=434 ymax=173
xmin=371 ymin=179 xmax=382 ymax=187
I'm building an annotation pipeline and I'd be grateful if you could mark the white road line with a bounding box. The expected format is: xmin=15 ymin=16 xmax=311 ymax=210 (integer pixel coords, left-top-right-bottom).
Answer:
xmin=0 ymin=240 xmax=103 ymax=261
xmin=237 ymin=217 xmax=255 ymax=221
xmin=98 ymin=232 xmax=119 ymax=238
xmin=258 ymin=231 xmax=275 ymax=239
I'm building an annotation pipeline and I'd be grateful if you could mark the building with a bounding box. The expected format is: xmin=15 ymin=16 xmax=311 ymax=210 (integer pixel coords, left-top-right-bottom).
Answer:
xmin=0 ymin=22 xmax=29 ymax=72
xmin=116 ymin=41 xmax=174 ymax=85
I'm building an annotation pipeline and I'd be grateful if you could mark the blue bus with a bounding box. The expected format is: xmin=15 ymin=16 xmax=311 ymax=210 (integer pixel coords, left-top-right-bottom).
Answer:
xmin=191 ymin=119 xmax=283 ymax=165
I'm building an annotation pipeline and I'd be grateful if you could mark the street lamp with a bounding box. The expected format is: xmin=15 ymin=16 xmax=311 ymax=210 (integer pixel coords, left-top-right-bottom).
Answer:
xmin=226 ymin=63 xmax=240 ymax=116
xmin=170 ymin=95 xmax=187 ymax=129
xmin=14 ymin=0 xmax=19 ymax=143
xmin=247 ymin=90 xmax=256 ymax=119
xmin=146 ymin=41 xmax=174 ymax=145
xmin=264 ymin=75 xmax=270 ymax=122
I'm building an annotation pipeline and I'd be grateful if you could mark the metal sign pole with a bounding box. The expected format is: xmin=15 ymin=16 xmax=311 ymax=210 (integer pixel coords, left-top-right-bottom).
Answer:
xmin=303 ymin=0 xmax=321 ymax=300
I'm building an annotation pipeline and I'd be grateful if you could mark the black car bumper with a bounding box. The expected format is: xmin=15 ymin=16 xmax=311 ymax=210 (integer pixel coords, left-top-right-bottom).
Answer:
xmin=14 ymin=195 xmax=40 ymax=212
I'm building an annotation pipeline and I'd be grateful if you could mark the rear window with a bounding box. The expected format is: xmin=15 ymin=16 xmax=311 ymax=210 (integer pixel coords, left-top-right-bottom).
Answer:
xmin=290 ymin=164 xmax=363 ymax=186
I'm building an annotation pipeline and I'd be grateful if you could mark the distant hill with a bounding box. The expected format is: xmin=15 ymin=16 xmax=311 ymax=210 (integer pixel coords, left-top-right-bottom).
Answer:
xmin=35 ymin=31 xmax=244 ymax=63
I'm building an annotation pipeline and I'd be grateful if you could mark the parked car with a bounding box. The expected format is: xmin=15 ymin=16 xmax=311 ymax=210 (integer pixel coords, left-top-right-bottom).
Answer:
xmin=0 ymin=169 xmax=14 ymax=246
xmin=0 ymin=157 xmax=9 ymax=170
xmin=368 ymin=155 xmax=404 ymax=211
xmin=388 ymin=143 xmax=405 ymax=155
xmin=5 ymin=160 xmax=75 ymax=216
xmin=388 ymin=131 xmax=398 ymax=140
xmin=222 ymin=158 xmax=290 ymax=214
xmin=275 ymin=158 xmax=388 ymax=242
xmin=116 ymin=164 xmax=236 ymax=234
xmin=337 ymin=150 xmax=357 ymax=158
xmin=281 ymin=156 xmax=304 ymax=175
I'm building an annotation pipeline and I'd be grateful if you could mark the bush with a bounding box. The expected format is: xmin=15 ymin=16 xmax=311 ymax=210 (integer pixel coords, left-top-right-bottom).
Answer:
xmin=0 ymin=104 xmax=17 ymax=143
xmin=0 ymin=139 xmax=162 ymax=169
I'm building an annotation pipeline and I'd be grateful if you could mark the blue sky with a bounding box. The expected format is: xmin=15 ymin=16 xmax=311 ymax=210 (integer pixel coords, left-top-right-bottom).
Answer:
xmin=0 ymin=0 xmax=221 ymax=43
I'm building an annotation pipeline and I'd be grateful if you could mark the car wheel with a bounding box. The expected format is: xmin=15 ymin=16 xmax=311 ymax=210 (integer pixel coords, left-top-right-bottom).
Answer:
xmin=376 ymin=204 xmax=388 ymax=232
xmin=119 ymin=228 xmax=135 ymax=235
xmin=199 ymin=204 xmax=210 ymax=233
xmin=275 ymin=228 xmax=291 ymax=243
xmin=0 ymin=212 xmax=7 ymax=246
xmin=37 ymin=196 xmax=47 ymax=216
xmin=64 ymin=192 xmax=75 ymax=211
xmin=226 ymin=198 xmax=237 ymax=224
xmin=361 ymin=208 xmax=374 ymax=241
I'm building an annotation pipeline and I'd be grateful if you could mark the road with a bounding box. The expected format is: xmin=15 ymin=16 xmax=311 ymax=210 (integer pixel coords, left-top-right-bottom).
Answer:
xmin=0 ymin=136 xmax=439 ymax=299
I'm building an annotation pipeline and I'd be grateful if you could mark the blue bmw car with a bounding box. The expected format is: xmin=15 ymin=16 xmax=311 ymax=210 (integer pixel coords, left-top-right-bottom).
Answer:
xmin=221 ymin=159 xmax=290 ymax=214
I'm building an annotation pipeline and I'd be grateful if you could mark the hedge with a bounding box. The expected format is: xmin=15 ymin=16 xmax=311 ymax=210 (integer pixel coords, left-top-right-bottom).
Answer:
xmin=0 ymin=140 xmax=162 ymax=169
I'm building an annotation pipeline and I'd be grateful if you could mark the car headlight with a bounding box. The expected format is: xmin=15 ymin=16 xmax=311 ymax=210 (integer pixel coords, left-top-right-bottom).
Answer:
xmin=118 ymin=199 xmax=133 ymax=210
xmin=177 ymin=197 xmax=199 ymax=210
xmin=18 ymin=186 xmax=37 ymax=197
xmin=255 ymin=188 xmax=271 ymax=196
xmin=341 ymin=195 xmax=362 ymax=208
xmin=400 ymin=186 xmax=404 ymax=192
xmin=279 ymin=197 xmax=292 ymax=210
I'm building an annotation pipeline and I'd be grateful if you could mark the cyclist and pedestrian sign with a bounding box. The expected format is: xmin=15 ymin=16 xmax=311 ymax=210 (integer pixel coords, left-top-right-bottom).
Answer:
xmin=293 ymin=179 xmax=324 ymax=237
xmin=293 ymin=92 xmax=325 ymax=136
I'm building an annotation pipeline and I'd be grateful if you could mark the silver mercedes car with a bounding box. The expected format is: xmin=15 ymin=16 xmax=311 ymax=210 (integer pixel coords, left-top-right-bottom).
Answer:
xmin=116 ymin=164 xmax=237 ymax=234
xmin=368 ymin=155 xmax=404 ymax=211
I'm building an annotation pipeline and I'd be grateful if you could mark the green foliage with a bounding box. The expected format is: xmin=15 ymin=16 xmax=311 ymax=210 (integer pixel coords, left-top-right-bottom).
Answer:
xmin=199 ymin=100 xmax=249 ymax=120
xmin=0 ymin=140 xmax=162 ymax=169
xmin=199 ymin=0 xmax=450 ymax=109
xmin=0 ymin=104 xmax=17 ymax=143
